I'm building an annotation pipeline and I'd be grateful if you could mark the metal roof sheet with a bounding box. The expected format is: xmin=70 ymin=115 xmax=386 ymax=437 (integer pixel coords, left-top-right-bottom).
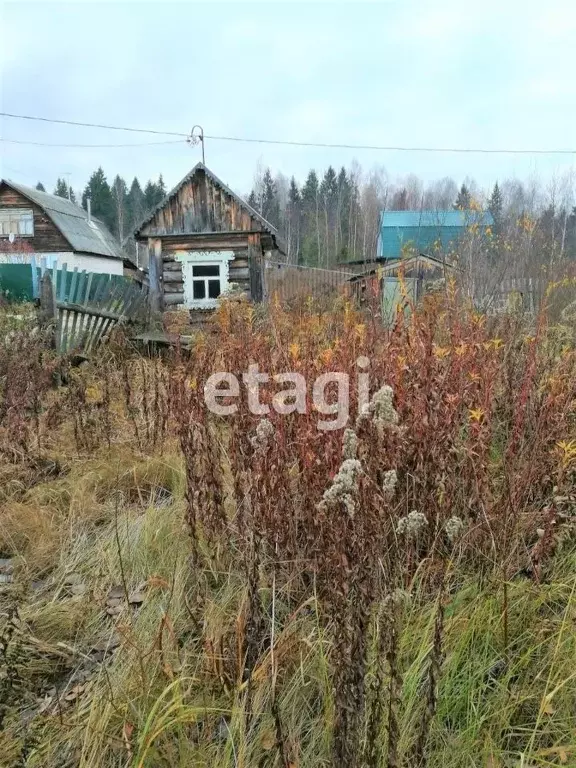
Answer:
xmin=2 ymin=179 xmax=127 ymax=262
xmin=381 ymin=210 xmax=494 ymax=228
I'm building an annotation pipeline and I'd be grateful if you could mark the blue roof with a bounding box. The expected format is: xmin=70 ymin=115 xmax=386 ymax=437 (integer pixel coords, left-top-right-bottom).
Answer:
xmin=378 ymin=209 xmax=494 ymax=259
xmin=381 ymin=210 xmax=493 ymax=228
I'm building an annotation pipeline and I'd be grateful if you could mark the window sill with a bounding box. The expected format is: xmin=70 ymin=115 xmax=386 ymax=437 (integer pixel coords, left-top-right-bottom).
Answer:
xmin=189 ymin=299 xmax=219 ymax=310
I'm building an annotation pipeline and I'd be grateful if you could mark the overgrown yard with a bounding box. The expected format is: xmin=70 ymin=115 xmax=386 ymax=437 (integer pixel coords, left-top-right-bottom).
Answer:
xmin=1 ymin=291 xmax=576 ymax=767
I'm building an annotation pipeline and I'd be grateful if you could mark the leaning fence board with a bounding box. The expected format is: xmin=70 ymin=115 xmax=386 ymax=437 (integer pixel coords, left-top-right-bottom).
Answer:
xmin=69 ymin=271 xmax=86 ymax=346
xmin=39 ymin=263 xmax=148 ymax=354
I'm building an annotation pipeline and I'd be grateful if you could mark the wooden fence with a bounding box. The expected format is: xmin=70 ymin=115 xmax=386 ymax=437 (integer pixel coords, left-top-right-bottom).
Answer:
xmin=469 ymin=277 xmax=549 ymax=314
xmin=265 ymin=261 xmax=354 ymax=303
xmin=38 ymin=260 xmax=147 ymax=354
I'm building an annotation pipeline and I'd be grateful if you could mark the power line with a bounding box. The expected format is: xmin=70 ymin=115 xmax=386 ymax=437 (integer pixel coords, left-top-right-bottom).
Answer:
xmin=1 ymin=163 xmax=37 ymax=182
xmin=204 ymin=134 xmax=576 ymax=156
xmin=0 ymin=111 xmax=188 ymax=138
xmin=1 ymin=110 xmax=575 ymax=156
xmin=0 ymin=137 xmax=186 ymax=148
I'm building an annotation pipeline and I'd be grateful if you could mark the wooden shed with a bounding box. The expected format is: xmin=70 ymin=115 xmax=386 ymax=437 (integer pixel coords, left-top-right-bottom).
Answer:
xmin=345 ymin=253 xmax=456 ymax=324
xmin=134 ymin=163 xmax=281 ymax=315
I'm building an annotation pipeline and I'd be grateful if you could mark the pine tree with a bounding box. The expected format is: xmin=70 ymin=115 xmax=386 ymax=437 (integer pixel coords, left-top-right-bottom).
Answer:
xmin=53 ymin=178 xmax=76 ymax=203
xmin=143 ymin=177 xmax=166 ymax=213
xmin=54 ymin=177 xmax=71 ymax=199
xmin=82 ymin=167 xmax=114 ymax=230
xmin=488 ymin=182 xmax=503 ymax=226
xmin=301 ymin=170 xmax=320 ymax=265
xmin=247 ymin=190 xmax=259 ymax=211
xmin=111 ymin=175 xmax=128 ymax=241
xmin=261 ymin=168 xmax=279 ymax=227
xmin=127 ymin=177 xmax=145 ymax=232
xmin=336 ymin=167 xmax=353 ymax=261
xmin=454 ymin=183 xmax=471 ymax=210
xmin=319 ymin=166 xmax=339 ymax=265
xmin=301 ymin=170 xmax=319 ymax=207
xmin=287 ymin=176 xmax=301 ymax=262
xmin=35 ymin=182 xmax=46 ymax=192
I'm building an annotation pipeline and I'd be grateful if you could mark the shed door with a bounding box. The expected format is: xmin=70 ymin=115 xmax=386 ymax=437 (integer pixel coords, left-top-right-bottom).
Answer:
xmin=381 ymin=277 xmax=416 ymax=327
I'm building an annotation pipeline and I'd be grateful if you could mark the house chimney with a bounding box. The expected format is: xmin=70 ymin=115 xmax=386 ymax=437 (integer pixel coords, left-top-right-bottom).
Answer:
xmin=87 ymin=197 xmax=91 ymax=222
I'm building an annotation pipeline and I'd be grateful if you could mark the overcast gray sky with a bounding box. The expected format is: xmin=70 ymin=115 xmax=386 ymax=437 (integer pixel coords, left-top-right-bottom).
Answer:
xmin=1 ymin=0 xmax=576 ymax=197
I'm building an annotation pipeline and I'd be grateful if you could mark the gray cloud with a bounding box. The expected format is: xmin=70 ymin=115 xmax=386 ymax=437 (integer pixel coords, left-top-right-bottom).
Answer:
xmin=1 ymin=0 xmax=575 ymax=195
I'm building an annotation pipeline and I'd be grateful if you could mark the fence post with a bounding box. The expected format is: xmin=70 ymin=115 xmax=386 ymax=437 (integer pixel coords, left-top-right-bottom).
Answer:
xmin=147 ymin=238 xmax=163 ymax=324
xmin=30 ymin=254 xmax=40 ymax=299
xmin=39 ymin=271 xmax=58 ymax=350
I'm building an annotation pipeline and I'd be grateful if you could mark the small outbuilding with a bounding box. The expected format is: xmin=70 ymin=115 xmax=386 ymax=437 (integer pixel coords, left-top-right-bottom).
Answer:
xmin=133 ymin=162 xmax=281 ymax=314
xmin=345 ymin=253 xmax=456 ymax=324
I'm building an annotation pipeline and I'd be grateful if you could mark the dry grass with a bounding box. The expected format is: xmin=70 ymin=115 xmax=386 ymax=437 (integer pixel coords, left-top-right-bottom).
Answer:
xmin=1 ymin=292 xmax=576 ymax=767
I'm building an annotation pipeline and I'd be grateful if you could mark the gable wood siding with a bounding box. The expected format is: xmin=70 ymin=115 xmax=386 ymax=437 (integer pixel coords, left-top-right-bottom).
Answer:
xmin=138 ymin=168 xmax=264 ymax=239
xmin=0 ymin=186 xmax=71 ymax=252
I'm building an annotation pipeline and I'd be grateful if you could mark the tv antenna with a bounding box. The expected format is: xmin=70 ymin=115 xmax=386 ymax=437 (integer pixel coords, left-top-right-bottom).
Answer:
xmin=188 ymin=125 xmax=205 ymax=164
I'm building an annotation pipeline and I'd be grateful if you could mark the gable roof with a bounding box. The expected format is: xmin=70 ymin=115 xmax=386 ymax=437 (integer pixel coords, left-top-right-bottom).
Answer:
xmin=1 ymin=179 xmax=129 ymax=263
xmin=381 ymin=210 xmax=493 ymax=228
xmin=134 ymin=162 xmax=280 ymax=240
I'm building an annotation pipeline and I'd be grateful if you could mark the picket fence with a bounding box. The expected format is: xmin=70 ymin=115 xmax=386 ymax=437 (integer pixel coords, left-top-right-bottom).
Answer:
xmin=36 ymin=258 xmax=147 ymax=354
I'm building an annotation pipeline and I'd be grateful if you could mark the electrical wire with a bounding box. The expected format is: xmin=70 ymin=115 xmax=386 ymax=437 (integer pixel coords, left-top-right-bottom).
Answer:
xmin=1 ymin=111 xmax=575 ymax=156
xmin=203 ymin=134 xmax=576 ymax=156
xmin=0 ymin=137 xmax=186 ymax=148
xmin=0 ymin=111 xmax=188 ymax=138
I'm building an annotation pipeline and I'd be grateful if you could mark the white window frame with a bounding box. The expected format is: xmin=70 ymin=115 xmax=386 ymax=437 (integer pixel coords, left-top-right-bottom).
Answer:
xmin=0 ymin=208 xmax=34 ymax=237
xmin=174 ymin=250 xmax=234 ymax=309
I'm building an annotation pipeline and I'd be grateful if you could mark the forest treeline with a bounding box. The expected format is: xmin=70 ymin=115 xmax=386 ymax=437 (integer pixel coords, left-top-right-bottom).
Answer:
xmin=35 ymin=170 xmax=166 ymax=253
xmin=35 ymin=163 xmax=576 ymax=268
xmin=246 ymin=165 xmax=576 ymax=268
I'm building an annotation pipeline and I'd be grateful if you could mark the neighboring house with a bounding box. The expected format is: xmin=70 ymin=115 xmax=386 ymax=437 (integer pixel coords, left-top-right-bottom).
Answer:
xmin=377 ymin=209 xmax=493 ymax=260
xmin=133 ymin=162 xmax=281 ymax=312
xmin=0 ymin=179 xmax=135 ymax=275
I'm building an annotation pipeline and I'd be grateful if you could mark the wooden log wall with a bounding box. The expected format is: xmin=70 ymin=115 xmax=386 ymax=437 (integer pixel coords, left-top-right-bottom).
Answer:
xmin=0 ymin=186 xmax=70 ymax=252
xmin=158 ymin=234 xmax=259 ymax=308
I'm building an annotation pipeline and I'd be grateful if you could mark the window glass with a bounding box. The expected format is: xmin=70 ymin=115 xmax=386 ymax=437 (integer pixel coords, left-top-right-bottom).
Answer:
xmin=0 ymin=209 xmax=34 ymax=236
xmin=193 ymin=281 xmax=206 ymax=299
xmin=208 ymin=279 xmax=221 ymax=299
xmin=193 ymin=265 xmax=220 ymax=277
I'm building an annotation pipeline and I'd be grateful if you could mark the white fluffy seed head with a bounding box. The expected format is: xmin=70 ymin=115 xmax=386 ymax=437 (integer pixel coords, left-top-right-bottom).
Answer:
xmin=382 ymin=469 xmax=398 ymax=502
xmin=356 ymin=384 xmax=399 ymax=432
xmin=342 ymin=428 xmax=359 ymax=460
xmin=318 ymin=458 xmax=362 ymax=518
xmin=445 ymin=515 xmax=465 ymax=542
xmin=396 ymin=510 xmax=428 ymax=538
xmin=250 ymin=418 xmax=275 ymax=452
